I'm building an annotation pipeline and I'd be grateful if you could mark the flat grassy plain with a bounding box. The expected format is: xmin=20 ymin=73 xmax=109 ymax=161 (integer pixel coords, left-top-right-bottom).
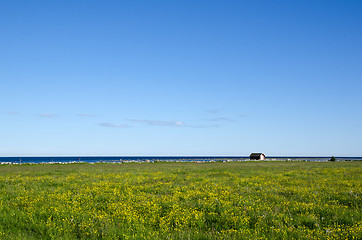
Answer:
xmin=0 ymin=161 xmax=360 ymax=239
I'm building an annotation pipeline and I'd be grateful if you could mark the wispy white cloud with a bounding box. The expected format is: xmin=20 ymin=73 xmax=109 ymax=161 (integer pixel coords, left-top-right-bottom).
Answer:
xmin=128 ymin=119 xmax=218 ymax=128
xmin=38 ymin=113 xmax=57 ymax=118
xmin=185 ymin=124 xmax=219 ymax=128
xmin=8 ymin=112 xmax=21 ymax=115
xmin=207 ymin=109 xmax=222 ymax=115
xmin=99 ymin=122 xmax=129 ymax=128
xmin=129 ymin=119 xmax=185 ymax=127
xmin=77 ymin=113 xmax=96 ymax=117
xmin=205 ymin=117 xmax=233 ymax=122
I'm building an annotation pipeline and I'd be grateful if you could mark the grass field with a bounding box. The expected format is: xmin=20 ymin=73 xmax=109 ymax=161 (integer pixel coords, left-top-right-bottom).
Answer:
xmin=0 ymin=161 xmax=361 ymax=239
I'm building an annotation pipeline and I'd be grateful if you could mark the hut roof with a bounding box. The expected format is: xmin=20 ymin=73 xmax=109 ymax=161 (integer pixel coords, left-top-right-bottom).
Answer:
xmin=249 ymin=153 xmax=265 ymax=157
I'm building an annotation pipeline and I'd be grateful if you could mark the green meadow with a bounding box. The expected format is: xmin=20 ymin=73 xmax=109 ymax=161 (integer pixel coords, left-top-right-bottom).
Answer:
xmin=0 ymin=161 xmax=360 ymax=239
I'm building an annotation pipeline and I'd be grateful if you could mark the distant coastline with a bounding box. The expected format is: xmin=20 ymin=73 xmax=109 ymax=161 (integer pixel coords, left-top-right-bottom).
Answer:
xmin=1 ymin=156 xmax=361 ymax=164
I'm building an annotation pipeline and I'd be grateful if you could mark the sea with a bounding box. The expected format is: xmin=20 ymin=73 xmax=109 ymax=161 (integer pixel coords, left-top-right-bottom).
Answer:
xmin=0 ymin=156 xmax=361 ymax=164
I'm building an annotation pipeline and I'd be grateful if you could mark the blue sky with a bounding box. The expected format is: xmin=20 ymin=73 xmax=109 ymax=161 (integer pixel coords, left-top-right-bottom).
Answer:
xmin=1 ymin=1 xmax=361 ymax=156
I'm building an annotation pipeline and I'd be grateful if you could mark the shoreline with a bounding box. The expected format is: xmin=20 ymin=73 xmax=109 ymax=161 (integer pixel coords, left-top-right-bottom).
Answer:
xmin=1 ymin=157 xmax=361 ymax=165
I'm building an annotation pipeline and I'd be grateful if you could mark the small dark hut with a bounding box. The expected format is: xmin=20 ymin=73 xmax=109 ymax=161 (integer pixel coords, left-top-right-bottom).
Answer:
xmin=249 ymin=153 xmax=266 ymax=160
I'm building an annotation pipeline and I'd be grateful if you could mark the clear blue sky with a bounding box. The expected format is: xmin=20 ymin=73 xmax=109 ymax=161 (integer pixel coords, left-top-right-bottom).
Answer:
xmin=1 ymin=1 xmax=361 ymax=157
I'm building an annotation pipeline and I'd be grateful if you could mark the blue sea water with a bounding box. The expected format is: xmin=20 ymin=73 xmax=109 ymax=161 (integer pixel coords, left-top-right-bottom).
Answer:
xmin=0 ymin=156 xmax=361 ymax=164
